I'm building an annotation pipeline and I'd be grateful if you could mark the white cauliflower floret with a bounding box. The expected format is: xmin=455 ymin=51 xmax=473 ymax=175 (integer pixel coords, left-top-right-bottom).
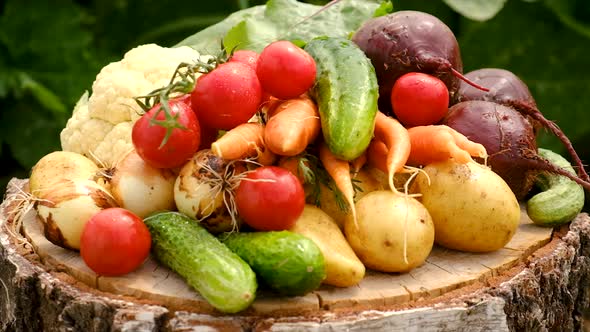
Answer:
xmin=88 ymin=43 xmax=202 ymax=124
xmin=60 ymin=92 xmax=114 ymax=157
xmin=93 ymin=122 xmax=134 ymax=167
xmin=60 ymin=43 xmax=205 ymax=167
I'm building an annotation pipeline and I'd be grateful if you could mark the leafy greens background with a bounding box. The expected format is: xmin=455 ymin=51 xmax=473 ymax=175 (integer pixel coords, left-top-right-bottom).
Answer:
xmin=0 ymin=0 xmax=589 ymax=195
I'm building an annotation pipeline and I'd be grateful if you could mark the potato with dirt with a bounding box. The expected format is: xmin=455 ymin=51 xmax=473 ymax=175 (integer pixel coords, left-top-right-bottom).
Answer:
xmin=412 ymin=160 xmax=520 ymax=252
xmin=344 ymin=190 xmax=434 ymax=273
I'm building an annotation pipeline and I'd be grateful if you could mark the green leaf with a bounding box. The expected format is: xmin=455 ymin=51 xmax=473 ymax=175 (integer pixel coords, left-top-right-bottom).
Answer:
xmin=443 ymin=0 xmax=507 ymax=21
xmin=179 ymin=0 xmax=382 ymax=54
xmin=545 ymin=0 xmax=590 ymax=39
xmin=0 ymin=97 xmax=64 ymax=169
xmin=16 ymin=73 xmax=67 ymax=118
xmin=223 ymin=19 xmax=280 ymax=53
xmin=457 ymin=0 xmax=590 ymax=156
xmin=0 ymin=0 xmax=103 ymax=108
xmin=373 ymin=1 xmax=395 ymax=17
xmin=175 ymin=5 xmax=266 ymax=54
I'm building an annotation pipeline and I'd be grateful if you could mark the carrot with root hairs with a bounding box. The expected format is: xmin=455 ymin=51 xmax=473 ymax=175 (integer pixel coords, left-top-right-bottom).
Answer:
xmin=371 ymin=111 xmax=411 ymax=192
xmin=264 ymin=96 xmax=321 ymax=156
xmin=319 ymin=141 xmax=357 ymax=229
xmin=211 ymin=122 xmax=277 ymax=165
xmin=407 ymin=125 xmax=487 ymax=166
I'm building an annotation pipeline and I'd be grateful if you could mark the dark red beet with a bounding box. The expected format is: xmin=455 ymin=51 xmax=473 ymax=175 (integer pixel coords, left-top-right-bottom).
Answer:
xmin=456 ymin=68 xmax=589 ymax=182
xmin=443 ymin=100 xmax=590 ymax=199
xmin=457 ymin=68 xmax=537 ymax=110
xmin=352 ymin=10 xmax=486 ymax=114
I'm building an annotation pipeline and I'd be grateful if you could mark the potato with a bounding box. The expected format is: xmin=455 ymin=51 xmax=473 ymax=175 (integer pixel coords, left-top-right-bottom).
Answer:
xmin=289 ymin=205 xmax=365 ymax=287
xmin=317 ymin=167 xmax=384 ymax=229
xmin=344 ymin=190 xmax=434 ymax=273
xmin=412 ymin=160 xmax=520 ymax=252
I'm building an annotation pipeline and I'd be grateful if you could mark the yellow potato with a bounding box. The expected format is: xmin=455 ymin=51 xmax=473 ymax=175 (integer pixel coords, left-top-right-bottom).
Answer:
xmin=317 ymin=167 xmax=384 ymax=229
xmin=345 ymin=190 xmax=434 ymax=273
xmin=412 ymin=160 xmax=520 ymax=252
xmin=289 ymin=205 xmax=365 ymax=287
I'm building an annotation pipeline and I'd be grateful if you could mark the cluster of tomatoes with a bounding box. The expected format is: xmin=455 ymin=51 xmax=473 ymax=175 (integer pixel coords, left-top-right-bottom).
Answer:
xmin=80 ymin=41 xmax=319 ymax=277
xmin=131 ymin=40 xmax=317 ymax=170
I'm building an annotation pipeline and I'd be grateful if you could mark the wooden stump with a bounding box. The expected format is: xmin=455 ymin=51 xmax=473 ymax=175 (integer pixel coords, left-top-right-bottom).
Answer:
xmin=1 ymin=178 xmax=589 ymax=331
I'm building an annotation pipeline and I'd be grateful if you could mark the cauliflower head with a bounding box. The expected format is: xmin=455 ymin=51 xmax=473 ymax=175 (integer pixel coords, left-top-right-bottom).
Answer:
xmin=60 ymin=43 xmax=204 ymax=167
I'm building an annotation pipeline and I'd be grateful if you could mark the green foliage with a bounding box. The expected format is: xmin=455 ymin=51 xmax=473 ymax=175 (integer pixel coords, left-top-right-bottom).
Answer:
xmin=1 ymin=0 xmax=589 ymax=196
xmin=443 ymin=0 xmax=507 ymax=21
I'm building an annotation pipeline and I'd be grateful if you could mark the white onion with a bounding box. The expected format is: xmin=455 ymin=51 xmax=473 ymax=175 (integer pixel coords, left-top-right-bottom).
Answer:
xmin=174 ymin=149 xmax=244 ymax=233
xmin=29 ymin=151 xmax=100 ymax=196
xmin=35 ymin=179 xmax=118 ymax=250
xmin=108 ymin=150 xmax=176 ymax=218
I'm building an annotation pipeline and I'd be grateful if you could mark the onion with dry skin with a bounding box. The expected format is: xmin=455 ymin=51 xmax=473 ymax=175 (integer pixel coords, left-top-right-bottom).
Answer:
xmin=174 ymin=149 xmax=245 ymax=234
xmin=36 ymin=179 xmax=118 ymax=250
xmin=107 ymin=150 xmax=177 ymax=218
xmin=29 ymin=150 xmax=101 ymax=195
xmin=28 ymin=151 xmax=119 ymax=250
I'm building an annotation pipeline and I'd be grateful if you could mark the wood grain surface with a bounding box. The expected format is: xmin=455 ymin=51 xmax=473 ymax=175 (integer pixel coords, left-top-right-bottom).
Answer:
xmin=21 ymin=199 xmax=552 ymax=315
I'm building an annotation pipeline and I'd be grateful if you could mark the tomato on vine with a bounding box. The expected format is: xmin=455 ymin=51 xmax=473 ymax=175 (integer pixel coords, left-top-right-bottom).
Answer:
xmin=132 ymin=95 xmax=201 ymax=169
xmin=192 ymin=61 xmax=262 ymax=130
xmin=256 ymin=40 xmax=317 ymax=100
xmin=229 ymin=49 xmax=259 ymax=71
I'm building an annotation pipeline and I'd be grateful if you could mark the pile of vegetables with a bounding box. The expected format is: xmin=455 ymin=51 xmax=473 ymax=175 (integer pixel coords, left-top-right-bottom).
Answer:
xmin=16 ymin=0 xmax=588 ymax=315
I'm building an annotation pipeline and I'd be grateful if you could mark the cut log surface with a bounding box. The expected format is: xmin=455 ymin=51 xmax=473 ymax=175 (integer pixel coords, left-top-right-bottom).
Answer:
xmin=1 ymin=178 xmax=589 ymax=331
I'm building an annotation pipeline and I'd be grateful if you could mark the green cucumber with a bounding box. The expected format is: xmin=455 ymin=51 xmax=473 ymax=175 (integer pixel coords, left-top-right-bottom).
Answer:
xmin=221 ymin=231 xmax=326 ymax=296
xmin=304 ymin=36 xmax=379 ymax=161
xmin=526 ymin=148 xmax=585 ymax=226
xmin=144 ymin=212 xmax=257 ymax=313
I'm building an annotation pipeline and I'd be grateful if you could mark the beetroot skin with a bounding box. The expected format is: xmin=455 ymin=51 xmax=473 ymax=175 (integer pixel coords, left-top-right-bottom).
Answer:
xmin=456 ymin=68 xmax=589 ymax=183
xmin=352 ymin=10 xmax=463 ymax=114
xmin=443 ymin=100 xmax=590 ymax=199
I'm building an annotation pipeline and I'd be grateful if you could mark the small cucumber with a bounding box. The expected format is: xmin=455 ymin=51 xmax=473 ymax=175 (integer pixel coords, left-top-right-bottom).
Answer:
xmin=144 ymin=212 xmax=257 ymax=313
xmin=304 ymin=36 xmax=379 ymax=161
xmin=221 ymin=231 xmax=326 ymax=296
xmin=526 ymin=148 xmax=585 ymax=226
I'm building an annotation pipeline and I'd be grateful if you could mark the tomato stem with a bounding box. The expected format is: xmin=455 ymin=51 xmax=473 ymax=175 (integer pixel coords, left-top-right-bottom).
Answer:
xmin=134 ymin=58 xmax=219 ymax=147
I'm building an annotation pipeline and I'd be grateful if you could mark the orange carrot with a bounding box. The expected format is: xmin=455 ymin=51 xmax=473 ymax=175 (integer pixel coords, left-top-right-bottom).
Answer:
xmin=319 ymin=141 xmax=357 ymax=228
xmin=277 ymin=156 xmax=308 ymax=184
xmin=211 ymin=122 xmax=277 ymax=165
xmin=366 ymin=138 xmax=388 ymax=174
xmin=407 ymin=125 xmax=487 ymax=166
xmin=351 ymin=152 xmax=367 ymax=177
xmin=372 ymin=111 xmax=411 ymax=191
xmin=264 ymin=96 xmax=320 ymax=156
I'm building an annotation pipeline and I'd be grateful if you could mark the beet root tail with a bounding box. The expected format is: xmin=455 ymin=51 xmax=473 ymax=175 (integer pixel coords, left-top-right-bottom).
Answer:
xmin=511 ymin=100 xmax=590 ymax=183
xmin=451 ymin=68 xmax=490 ymax=92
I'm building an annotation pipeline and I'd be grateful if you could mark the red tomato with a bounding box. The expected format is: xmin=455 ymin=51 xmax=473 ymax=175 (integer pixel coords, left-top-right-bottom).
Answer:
xmin=192 ymin=61 xmax=262 ymax=130
xmin=390 ymin=72 xmax=450 ymax=127
xmin=229 ymin=50 xmax=259 ymax=71
xmin=80 ymin=208 xmax=151 ymax=277
xmin=235 ymin=166 xmax=305 ymax=231
xmin=132 ymin=95 xmax=200 ymax=169
xmin=256 ymin=40 xmax=316 ymax=100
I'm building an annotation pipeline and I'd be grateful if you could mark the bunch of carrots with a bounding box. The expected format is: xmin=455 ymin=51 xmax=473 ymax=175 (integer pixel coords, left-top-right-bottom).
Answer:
xmin=209 ymin=93 xmax=487 ymax=219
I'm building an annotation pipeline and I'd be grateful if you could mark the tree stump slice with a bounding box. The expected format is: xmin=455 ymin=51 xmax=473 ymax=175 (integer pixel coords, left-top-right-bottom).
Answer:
xmin=1 ymin=178 xmax=589 ymax=331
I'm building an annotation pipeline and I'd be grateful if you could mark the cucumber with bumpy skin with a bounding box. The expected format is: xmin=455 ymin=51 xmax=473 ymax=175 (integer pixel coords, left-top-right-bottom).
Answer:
xmin=526 ymin=148 xmax=585 ymax=226
xmin=221 ymin=231 xmax=326 ymax=296
xmin=304 ymin=36 xmax=379 ymax=161
xmin=144 ymin=212 xmax=257 ymax=313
